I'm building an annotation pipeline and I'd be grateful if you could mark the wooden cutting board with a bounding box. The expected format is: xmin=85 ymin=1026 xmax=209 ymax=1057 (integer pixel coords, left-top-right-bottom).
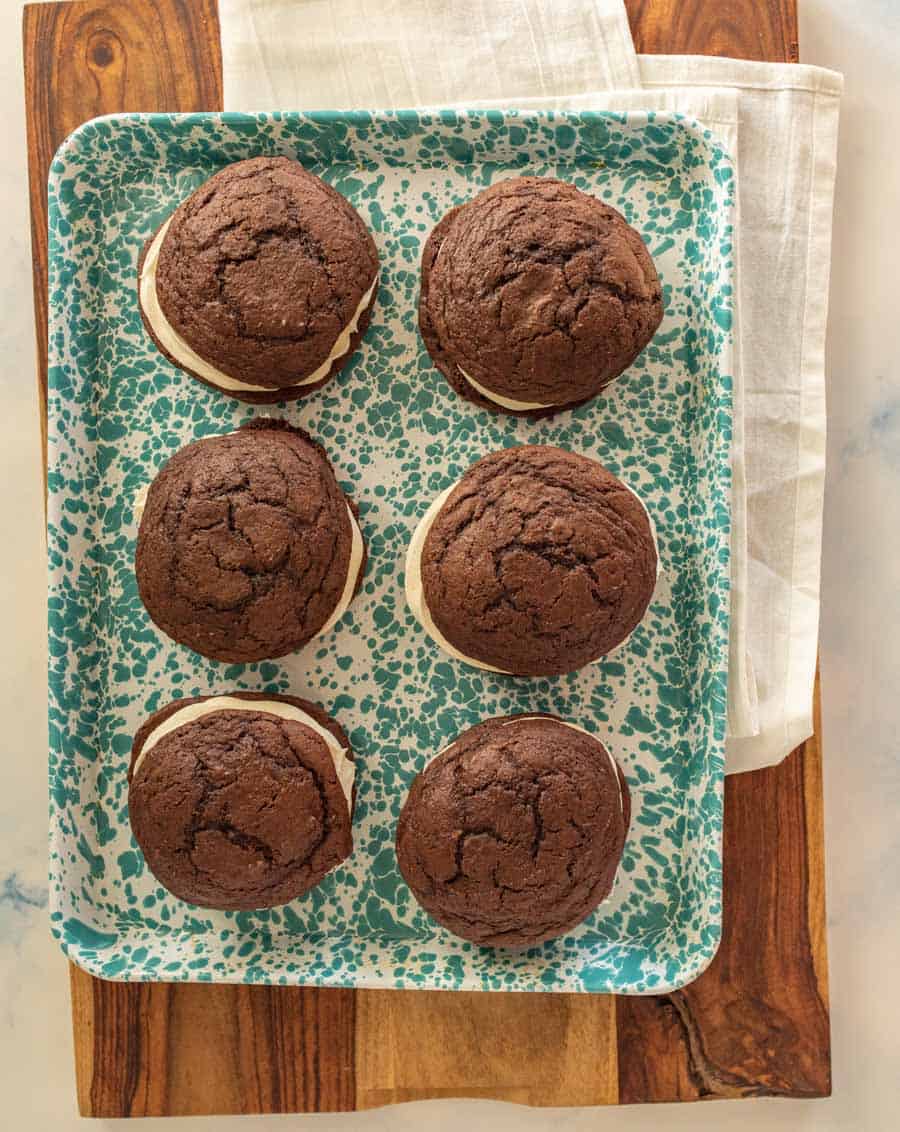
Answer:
xmin=23 ymin=0 xmax=830 ymax=1115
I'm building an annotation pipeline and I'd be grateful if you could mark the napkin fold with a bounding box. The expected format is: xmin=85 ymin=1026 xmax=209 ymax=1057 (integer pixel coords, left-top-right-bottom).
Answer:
xmin=219 ymin=0 xmax=842 ymax=774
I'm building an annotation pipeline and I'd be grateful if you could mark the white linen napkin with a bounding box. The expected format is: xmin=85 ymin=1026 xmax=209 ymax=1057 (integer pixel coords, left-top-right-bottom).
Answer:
xmin=220 ymin=0 xmax=641 ymax=103
xmin=218 ymin=0 xmax=841 ymax=774
xmin=639 ymin=55 xmax=842 ymax=771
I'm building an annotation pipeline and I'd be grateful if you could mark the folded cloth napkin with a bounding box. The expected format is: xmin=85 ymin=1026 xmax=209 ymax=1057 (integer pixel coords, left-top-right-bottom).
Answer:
xmin=638 ymin=55 xmax=842 ymax=771
xmin=219 ymin=0 xmax=842 ymax=774
xmin=220 ymin=0 xmax=641 ymax=101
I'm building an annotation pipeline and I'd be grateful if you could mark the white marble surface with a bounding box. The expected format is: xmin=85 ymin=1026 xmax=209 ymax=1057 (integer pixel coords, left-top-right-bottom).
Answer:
xmin=1 ymin=0 xmax=898 ymax=1126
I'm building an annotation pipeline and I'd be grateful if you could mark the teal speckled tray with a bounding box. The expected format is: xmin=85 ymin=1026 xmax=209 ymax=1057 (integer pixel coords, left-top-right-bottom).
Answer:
xmin=47 ymin=110 xmax=733 ymax=994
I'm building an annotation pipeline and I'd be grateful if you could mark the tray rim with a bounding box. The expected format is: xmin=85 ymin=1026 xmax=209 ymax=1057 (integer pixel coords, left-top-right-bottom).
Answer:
xmin=47 ymin=106 xmax=734 ymax=995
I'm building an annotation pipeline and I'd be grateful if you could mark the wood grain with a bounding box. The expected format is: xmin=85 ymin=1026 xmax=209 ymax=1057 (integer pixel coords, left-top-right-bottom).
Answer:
xmin=70 ymin=975 xmax=356 ymax=1117
xmin=355 ymin=990 xmax=617 ymax=1109
xmin=626 ymin=0 xmax=800 ymax=62
xmin=24 ymin=0 xmax=830 ymax=1116
xmin=23 ymin=0 xmax=222 ymax=459
xmin=616 ymin=737 xmax=831 ymax=1101
xmin=805 ymin=676 xmax=830 ymax=1009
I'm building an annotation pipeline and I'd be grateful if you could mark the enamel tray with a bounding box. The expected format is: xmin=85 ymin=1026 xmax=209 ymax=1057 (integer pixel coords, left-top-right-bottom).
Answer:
xmin=47 ymin=109 xmax=733 ymax=993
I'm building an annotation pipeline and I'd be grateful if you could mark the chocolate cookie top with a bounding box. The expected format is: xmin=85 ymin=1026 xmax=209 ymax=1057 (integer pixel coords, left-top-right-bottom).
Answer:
xmin=128 ymin=693 xmax=354 ymax=910
xmin=146 ymin=156 xmax=378 ymax=392
xmin=415 ymin=445 xmax=657 ymax=676
xmin=419 ymin=176 xmax=662 ymax=414
xmin=396 ymin=713 xmax=630 ymax=949
xmin=135 ymin=420 xmax=365 ymax=663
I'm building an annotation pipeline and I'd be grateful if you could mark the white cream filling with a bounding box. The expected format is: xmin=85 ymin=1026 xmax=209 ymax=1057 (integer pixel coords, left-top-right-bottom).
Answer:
xmin=317 ymin=505 xmax=365 ymax=636
xmin=131 ymin=695 xmax=355 ymax=805
xmin=404 ymin=485 xmax=512 ymax=674
xmin=404 ymin=479 xmax=659 ymax=672
xmin=134 ymin=482 xmax=150 ymax=524
xmin=140 ymin=215 xmax=377 ymax=395
xmin=135 ymin=483 xmax=363 ymax=640
xmin=458 ymin=365 xmax=556 ymax=412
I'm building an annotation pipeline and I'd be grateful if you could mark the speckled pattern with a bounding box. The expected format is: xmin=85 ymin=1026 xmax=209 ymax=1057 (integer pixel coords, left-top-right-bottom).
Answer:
xmin=47 ymin=110 xmax=733 ymax=994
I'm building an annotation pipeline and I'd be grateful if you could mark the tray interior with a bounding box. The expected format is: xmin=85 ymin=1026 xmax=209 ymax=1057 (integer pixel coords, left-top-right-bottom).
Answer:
xmin=47 ymin=110 xmax=733 ymax=993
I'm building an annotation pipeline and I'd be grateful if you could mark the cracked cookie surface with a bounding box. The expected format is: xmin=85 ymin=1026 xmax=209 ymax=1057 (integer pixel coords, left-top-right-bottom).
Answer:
xmin=419 ymin=176 xmax=662 ymax=415
xmin=396 ymin=713 xmax=630 ymax=948
xmin=145 ymin=155 xmax=378 ymax=394
xmin=135 ymin=420 xmax=364 ymax=662
xmin=419 ymin=445 xmax=657 ymax=675
xmin=128 ymin=693 xmax=353 ymax=910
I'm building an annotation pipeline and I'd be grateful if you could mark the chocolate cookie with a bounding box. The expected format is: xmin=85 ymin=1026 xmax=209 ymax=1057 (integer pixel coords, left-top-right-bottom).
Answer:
xmin=128 ymin=692 xmax=355 ymax=910
xmin=138 ymin=156 xmax=379 ymax=403
xmin=396 ymin=713 xmax=630 ymax=948
xmin=419 ymin=176 xmax=662 ymax=416
xmin=135 ymin=420 xmax=366 ymax=662
xmin=405 ymin=445 xmax=657 ymax=676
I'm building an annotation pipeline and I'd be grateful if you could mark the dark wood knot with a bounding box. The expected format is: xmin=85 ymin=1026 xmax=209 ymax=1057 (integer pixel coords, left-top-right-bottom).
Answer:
xmin=87 ymin=29 xmax=122 ymax=71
